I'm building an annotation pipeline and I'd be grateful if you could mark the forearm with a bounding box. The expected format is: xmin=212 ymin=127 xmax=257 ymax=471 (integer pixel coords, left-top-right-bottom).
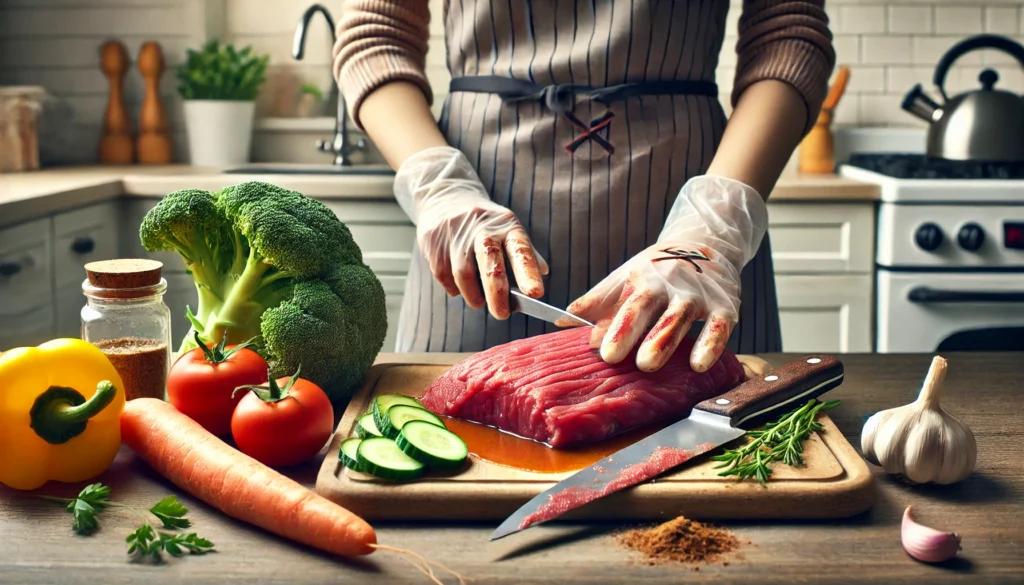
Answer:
xmin=706 ymin=80 xmax=808 ymax=200
xmin=359 ymin=81 xmax=449 ymax=169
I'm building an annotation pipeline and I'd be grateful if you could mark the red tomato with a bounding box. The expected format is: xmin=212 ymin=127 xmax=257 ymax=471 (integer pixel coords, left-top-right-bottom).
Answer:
xmin=167 ymin=332 xmax=268 ymax=436
xmin=230 ymin=368 xmax=334 ymax=468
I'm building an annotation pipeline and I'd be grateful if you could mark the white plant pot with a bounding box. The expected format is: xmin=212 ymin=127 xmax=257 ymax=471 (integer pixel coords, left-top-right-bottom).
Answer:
xmin=182 ymin=100 xmax=256 ymax=166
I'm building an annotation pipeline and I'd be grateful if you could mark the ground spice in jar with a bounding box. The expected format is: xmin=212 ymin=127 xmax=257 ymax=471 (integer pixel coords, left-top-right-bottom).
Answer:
xmin=94 ymin=337 xmax=168 ymax=401
xmin=614 ymin=516 xmax=744 ymax=567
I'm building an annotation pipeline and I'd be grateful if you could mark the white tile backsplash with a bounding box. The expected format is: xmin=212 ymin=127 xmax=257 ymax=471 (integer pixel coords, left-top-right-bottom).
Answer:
xmin=888 ymin=5 xmax=934 ymax=34
xmin=934 ymin=5 xmax=985 ymax=35
xmin=862 ymin=35 xmax=913 ymax=64
xmin=838 ymin=5 xmax=887 ymax=34
xmin=4 ymin=0 xmax=1024 ymax=164
xmin=984 ymin=6 xmax=1021 ymax=34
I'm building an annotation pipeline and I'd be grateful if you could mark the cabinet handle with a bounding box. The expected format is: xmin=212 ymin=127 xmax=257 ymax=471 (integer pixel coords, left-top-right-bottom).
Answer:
xmin=0 ymin=262 xmax=21 ymax=277
xmin=71 ymin=236 xmax=96 ymax=254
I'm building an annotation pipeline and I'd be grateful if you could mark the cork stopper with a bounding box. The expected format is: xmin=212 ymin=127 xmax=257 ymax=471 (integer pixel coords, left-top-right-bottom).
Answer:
xmin=84 ymin=259 xmax=165 ymax=299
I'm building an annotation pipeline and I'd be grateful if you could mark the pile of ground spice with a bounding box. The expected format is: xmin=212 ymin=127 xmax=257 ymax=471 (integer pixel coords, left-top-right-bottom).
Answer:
xmin=614 ymin=516 xmax=743 ymax=567
xmin=94 ymin=337 xmax=168 ymax=401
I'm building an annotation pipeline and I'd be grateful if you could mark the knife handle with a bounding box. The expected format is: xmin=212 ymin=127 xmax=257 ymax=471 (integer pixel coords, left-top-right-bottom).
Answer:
xmin=693 ymin=355 xmax=844 ymax=428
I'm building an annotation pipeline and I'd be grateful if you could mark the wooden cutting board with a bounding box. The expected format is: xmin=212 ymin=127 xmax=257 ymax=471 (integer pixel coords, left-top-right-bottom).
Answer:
xmin=315 ymin=356 xmax=875 ymax=521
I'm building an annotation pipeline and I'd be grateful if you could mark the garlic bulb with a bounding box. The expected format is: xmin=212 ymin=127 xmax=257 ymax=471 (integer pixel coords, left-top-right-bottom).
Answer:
xmin=901 ymin=505 xmax=962 ymax=563
xmin=861 ymin=355 xmax=977 ymax=485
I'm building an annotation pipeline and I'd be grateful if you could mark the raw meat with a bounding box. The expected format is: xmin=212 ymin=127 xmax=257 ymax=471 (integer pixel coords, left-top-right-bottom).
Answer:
xmin=420 ymin=328 xmax=745 ymax=448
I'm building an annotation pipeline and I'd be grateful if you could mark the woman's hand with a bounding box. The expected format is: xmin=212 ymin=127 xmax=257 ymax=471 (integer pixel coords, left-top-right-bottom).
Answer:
xmin=567 ymin=175 xmax=767 ymax=373
xmin=394 ymin=146 xmax=548 ymax=319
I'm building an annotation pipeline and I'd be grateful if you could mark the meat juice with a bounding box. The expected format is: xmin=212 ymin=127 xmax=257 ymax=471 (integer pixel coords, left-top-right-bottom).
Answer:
xmin=442 ymin=416 xmax=673 ymax=474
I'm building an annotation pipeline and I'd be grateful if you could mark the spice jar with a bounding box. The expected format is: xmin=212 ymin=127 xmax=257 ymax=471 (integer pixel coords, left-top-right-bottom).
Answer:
xmin=81 ymin=259 xmax=172 ymax=401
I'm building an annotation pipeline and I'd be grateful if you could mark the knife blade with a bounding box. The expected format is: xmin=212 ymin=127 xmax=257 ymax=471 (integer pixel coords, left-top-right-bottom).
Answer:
xmin=509 ymin=287 xmax=593 ymax=327
xmin=489 ymin=354 xmax=845 ymax=541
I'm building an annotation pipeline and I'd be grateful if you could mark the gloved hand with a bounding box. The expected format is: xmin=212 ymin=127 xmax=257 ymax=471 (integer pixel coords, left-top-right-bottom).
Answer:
xmin=394 ymin=146 xmax=548 ymax=319
xmin=566 ymin=175 xmax=768 ymax=373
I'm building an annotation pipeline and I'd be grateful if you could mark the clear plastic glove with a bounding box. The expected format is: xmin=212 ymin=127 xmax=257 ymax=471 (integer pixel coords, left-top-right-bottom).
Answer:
xmin=394 ymin=146 xmax=549 ymax=319
xmin=566 ymin=175 xmax=768 ymax=373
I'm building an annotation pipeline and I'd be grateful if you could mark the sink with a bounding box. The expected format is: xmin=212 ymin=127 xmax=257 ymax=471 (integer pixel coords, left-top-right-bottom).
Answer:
xmin=223 ymin=163 xmax=394 ymax=176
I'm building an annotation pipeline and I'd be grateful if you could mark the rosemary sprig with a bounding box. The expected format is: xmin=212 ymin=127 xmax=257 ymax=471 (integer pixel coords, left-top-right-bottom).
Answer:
xmin=711 ymin=399 xmax=841 ymax=485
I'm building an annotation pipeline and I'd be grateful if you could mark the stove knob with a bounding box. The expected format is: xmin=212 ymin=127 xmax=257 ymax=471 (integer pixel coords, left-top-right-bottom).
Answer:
xmin=957 ymin=223 xmax=985 ymax=252
xmin=914 ymin=223 xmax=944 ymax=252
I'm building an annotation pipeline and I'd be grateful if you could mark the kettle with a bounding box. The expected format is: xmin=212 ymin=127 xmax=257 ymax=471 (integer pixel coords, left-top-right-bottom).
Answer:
xmin=901 ymin=34 xmax=1024 ymax=162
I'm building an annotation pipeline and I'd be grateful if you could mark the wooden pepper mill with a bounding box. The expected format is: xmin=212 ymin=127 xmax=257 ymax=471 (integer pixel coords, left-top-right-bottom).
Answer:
xmin=799 ymin=65 xmax=850 ymax=174
xmin=98 ymin=40 xmax=134 ymax=164
xmin=136 ymin=41 xmax=174 ymax=164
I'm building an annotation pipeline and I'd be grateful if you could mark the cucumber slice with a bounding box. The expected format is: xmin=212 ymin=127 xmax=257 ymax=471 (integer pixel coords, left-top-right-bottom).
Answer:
xmin=356 ymin=437 xmax=425 ymax=480
xmin=356 ymin=413 xmax=383 ymax=438
xmin=396 ymin=420 xmax=469 ymax=469
xmin=339 ymin=437 xmax=363 ymax=472
xmin=381 ymin=404 xmax=446 ymax=439
xmin=372 ymin=394 xmax=426 ymax=432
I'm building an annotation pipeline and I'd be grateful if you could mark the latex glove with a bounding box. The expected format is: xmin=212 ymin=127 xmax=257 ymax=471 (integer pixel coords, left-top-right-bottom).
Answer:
xmin=394 ymin=146 xmax=549 ymax=319
xmin=567 ymin=175 xmax=768 ymax=373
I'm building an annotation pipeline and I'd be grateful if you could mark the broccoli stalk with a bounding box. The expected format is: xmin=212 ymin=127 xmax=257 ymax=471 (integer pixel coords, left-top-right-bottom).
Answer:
xmin=140 ymin=182 xmax=388 ymax=403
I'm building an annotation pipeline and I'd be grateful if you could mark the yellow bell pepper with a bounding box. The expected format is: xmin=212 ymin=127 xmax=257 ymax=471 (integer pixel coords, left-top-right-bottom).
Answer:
xmin=0 ymin=338 xmax=125 ymax=490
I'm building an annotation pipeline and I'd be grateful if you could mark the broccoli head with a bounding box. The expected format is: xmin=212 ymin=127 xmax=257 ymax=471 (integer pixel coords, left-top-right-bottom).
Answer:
xmin=139 ymin=181 xmax=388 ymax=403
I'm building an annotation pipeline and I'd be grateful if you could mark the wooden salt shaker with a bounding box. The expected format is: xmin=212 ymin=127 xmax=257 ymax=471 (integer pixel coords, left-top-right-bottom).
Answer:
xmin=98 ymin=40 xmax=134 ymax=164
xmin=136 ymin=41 xmax=174 ymax=164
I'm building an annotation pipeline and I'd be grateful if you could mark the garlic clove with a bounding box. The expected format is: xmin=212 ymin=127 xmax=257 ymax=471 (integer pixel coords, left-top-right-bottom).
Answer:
xmin=901 ymin=505 xmax=962 ymax=563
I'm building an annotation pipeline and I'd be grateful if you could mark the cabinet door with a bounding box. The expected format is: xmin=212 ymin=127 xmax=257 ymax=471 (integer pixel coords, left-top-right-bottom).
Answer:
xmin=378 ymin=274 xmax=407 ymax=353
xmin=775 ymin=274 xmax=873 ymax=353
xmin=767 ymin=202 xmax=875 ymax=274
xmin=53 ymin=202 xmax=120 ymax=337
xmin=324 ymin=201 xmax=415 ymax=275
xmin=0 ymin=218 xmax=55 ymax=350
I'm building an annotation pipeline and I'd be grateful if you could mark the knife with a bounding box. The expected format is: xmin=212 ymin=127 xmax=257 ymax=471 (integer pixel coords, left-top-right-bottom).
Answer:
xmin=509 ymin=287 xmax=593 ymax=327
xmin=489 ymin=354 xmax=845 ymax=540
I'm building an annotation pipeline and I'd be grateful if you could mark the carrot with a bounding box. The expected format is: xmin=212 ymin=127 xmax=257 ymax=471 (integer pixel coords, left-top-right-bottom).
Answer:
xmin=120 ymin=398 xmax=377 ymax=557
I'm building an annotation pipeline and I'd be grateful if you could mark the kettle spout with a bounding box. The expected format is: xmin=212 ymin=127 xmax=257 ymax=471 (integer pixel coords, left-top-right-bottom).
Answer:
xmin=901 ymin=84 xmax=942 ymax=123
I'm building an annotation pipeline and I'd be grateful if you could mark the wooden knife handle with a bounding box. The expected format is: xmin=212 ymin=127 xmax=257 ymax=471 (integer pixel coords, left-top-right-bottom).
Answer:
xmin=693 ymin=355 xmax=844 ymax=428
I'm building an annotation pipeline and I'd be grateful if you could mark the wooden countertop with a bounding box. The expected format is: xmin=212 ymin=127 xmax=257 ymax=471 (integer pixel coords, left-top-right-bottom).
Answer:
xmin=1 ymin=352 xmax=1019 ymax=585
xmin=0 ymin=165 xmax=879 ymax=228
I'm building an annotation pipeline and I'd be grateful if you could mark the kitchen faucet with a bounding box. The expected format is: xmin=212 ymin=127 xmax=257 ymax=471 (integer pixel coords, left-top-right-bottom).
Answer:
xmin=293 ymin=3 xmax=365 ymax=166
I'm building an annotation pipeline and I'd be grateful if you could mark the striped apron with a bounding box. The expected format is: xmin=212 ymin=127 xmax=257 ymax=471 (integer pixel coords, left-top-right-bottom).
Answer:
xmin=396 ymin=0 xmax=782 ymax=355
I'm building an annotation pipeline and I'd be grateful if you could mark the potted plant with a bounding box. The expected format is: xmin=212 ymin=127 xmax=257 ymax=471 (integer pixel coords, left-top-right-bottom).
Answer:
xmin=176 ymin=40 xmax=269 ymax=166
xmin=295 ymin=83 xmax=324 ymax=118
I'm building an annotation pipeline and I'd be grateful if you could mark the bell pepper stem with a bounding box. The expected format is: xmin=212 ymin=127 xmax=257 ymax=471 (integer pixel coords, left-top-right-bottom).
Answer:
xmin=59 ymin=381 xmax=116 ymax=423
xmin=30 ymin=381 xmax=118 ymax=444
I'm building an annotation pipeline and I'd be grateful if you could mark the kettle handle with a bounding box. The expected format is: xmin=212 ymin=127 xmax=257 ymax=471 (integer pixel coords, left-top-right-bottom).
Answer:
xmin=933 ymin=34 xmax=1024 ymax=100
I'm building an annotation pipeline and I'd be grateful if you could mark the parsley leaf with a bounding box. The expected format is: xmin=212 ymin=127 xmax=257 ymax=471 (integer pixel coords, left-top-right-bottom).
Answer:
xmin=127 ymin=526 xmax=215 ymax=561
xmin=149 ymin=496 xmax=191 ymax=529
xmin=64 ymin=483 xmax=111 ymax=534
xmin=160 ymin=532 xmax=215 ymax=556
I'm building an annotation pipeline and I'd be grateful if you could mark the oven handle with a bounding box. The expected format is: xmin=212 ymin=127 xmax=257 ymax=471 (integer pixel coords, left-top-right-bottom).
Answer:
xmin=908 ymin=286 xmax=1024 ymax=304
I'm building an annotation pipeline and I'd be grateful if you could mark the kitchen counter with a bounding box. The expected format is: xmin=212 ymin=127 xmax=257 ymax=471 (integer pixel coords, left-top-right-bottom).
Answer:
xmin=0 ymin=165 xmax=879 ymax=229
xmin=1 ymin=352 xmax=1019 ymax=585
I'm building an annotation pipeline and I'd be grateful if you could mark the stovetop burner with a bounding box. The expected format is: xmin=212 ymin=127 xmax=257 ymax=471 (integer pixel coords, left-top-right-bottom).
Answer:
xmin=846 ymin=153 xmax=1024 ymax=180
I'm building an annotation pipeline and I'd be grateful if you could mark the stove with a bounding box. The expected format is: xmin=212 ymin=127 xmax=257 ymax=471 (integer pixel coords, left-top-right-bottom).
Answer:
xmin=838 ymin=153 xmax=1024 ymax=353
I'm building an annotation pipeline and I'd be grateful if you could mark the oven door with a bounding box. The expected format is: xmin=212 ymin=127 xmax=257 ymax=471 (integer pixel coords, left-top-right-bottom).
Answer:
xmin=876 ymin=271 xmax=1024 ymax=352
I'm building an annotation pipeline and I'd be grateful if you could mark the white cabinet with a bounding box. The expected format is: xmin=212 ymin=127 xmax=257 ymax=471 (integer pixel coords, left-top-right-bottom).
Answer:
xmin=53 ymin=202 xmax=120 ymax=337
xmin=0 ymin=218 xmax=54 ymax=350
xmin=775 ymin=274 xmax=873 ymax=353
xmin=767 ymin=201 xmax=876 ymax=353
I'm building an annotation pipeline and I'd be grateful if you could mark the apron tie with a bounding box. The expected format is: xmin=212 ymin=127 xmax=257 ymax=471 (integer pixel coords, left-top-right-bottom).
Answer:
xmin=449 ymin=76 xmax=719 ymax=157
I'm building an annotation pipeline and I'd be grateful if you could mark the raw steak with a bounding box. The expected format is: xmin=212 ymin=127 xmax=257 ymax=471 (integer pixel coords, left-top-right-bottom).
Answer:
xmin=420 ymin=327 xmax=746 ymax=448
